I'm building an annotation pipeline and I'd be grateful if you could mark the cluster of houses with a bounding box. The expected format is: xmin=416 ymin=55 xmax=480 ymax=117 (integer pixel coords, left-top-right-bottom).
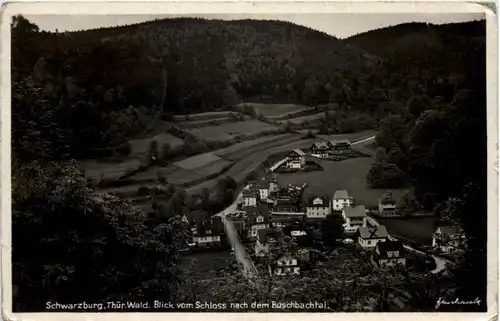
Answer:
xmin=310 ymin=139 xmax=353 ymax=158
xmin=273 ymin=139 xmax=353 ymax=172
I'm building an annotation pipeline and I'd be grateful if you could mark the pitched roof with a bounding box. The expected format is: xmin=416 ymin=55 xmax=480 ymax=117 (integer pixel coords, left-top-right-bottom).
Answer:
xmin=333 ymin=190 xmax=350 ymax=199
xmin=242 ymin=190 xmax=257 ymax=197
xmin=312 ymin=141 xmax=329 ymax=149
xmin=329 ymin=139 xmax=352 ymax=147
xmin=358 ymin=225 xmax=389 ymax=239
xmin=246 ymin=204 xmax=270 ymax=224
xmin=306 ymin=196 xmax=330 ymax=207
xmin=376 ymin=240 xmax=405 ymax=258
xmin=290 ymin=149 xmax=306 ymax=156
xmin=344 ymin=205 xmax=367 ymax=218
xmin=379 ymin=192 xmax=396 ymax=204
xmin=436 ymin=226 xmax=460 ymax=235
xmin=248 ymin=180 xmax=270 ymax=189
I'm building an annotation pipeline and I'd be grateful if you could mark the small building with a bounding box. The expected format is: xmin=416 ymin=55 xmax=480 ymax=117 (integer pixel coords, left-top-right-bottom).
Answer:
xmin=298 ymin=248 xmax=323 ymax=262
xmin=372 ymin=241 xmax=406 ymax=268
xmin=248 ymin=180 xmax=270 ymax=200
xmin=255 ymin=229 xmax=270 ymax=257
xmin=332 ymin=190 xmax=353 ymax=211
xmin=285 ymin=149 xmax=306 ymax=169
xmin=328 ymin=139 xmax=352 ymax=155
xmin=242 ymin=190 xmax=258 ymax=207
xmin=342 ymin=205 xmax=367 ymax=233
xmin=191 ymin=216 xmax=224 ymax=247
xmin=306 ymin=196 xmax=331 ymax=218
xmin=272 ymin=255 xmax=300 ymax=276
xmin=432 ymin=226 xmax=465 ymax=253
xmin=246 ymin=205 xmax=270 ymax=238
xmin=311 ymin=141 xmax=329 ymax=158
xmin=358 ymin=225 xmax=389 ymax=248
xmin=272 ymin=200 xmax=301 ymax=214
xmin=378 ymin=192 xmax=397 ymax=216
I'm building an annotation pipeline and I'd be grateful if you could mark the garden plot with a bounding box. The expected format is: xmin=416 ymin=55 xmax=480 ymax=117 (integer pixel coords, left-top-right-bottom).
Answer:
xmin=214 ymin=134 xmax=293 ymax=158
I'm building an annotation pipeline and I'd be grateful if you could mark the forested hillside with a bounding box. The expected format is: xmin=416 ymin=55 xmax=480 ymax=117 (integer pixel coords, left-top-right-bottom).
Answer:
xmin=11 ymin=15 xmax=488 ymax=311
xmin=353 ymin=21 xmax=487 ymax=310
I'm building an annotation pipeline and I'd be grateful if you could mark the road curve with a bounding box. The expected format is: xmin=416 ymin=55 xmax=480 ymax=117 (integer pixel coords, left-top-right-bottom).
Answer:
xmin=366 ymin=215 xmax=451 ymax=274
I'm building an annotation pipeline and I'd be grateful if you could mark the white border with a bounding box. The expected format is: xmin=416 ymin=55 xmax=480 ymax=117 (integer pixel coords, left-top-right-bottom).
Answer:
xmin=0 ymin=1 xmax=498 ymax=321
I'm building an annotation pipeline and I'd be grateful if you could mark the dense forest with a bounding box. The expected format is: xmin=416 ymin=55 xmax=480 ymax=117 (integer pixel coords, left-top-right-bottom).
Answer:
xmin=11 ymin=15 xmax=487 ymax=311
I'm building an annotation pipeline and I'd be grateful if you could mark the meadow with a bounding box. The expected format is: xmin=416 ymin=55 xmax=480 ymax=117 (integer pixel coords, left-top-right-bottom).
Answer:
xmin=188 ymin=119 xmax=281 ymax=142
xmin=275 ymin=157 xmax=409 ymax=208
xmin=234 ymin=102 xmax=308 ymax=117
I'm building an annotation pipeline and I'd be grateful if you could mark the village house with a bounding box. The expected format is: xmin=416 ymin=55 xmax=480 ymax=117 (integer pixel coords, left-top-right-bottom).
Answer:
xmin=358 ymin=225 xmax=388 ymax=248
xmin=255 ymin=229 xmax=270 ymax=257
xmin=328 ymin=139 xmax=352 ymax=155
xmin=271 ymin=255 xmax=300 ymax=276
xmin=432 ymin=226 xmax=465 ymax=253
xmin=342 ymin=205 xmax=367 ymax=233
xmin=271 ymin=199 xmax=302 ymax=215
xmin=306 ymin=196 xmax=331 ymax=218
xmin=372 ymin=241 xmax=406 ymax=268
xmin=310 ymin=141 xmax=329 ymax=158
xmin=284 ymin=149 xmax=306 ymax=169
xmin=378 ymin=192 xmax=397 ymax=216
xmin=331 ymin=190 xmax=353 ymax=211
xmin=242 ymin=190 xmax=258 ymax=207
xmin=246 ymin=205 xmax=270 ymax=238
xmin=247 ymin=180 xmax=271 ymax=200
xmin=298 ymin=248 xmax=323 ymax=263
xmin=190 ymin=216 xmax=224 ymax=247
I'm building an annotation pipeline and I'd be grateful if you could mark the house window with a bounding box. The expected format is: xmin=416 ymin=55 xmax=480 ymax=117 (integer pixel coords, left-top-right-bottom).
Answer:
xmin=368 ymin=240 xmax=371 ymax=245
xmin=257 ymin=216 xmax=263 ymax=223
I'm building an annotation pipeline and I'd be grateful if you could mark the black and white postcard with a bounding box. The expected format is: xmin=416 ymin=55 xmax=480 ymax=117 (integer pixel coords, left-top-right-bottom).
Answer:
xmin=1 ymin=1 xmax=498 ymax=320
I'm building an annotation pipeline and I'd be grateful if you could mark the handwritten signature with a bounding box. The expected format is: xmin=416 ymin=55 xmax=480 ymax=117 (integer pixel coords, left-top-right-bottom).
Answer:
xmin=435 ymin=297 xmax=481 ymax=309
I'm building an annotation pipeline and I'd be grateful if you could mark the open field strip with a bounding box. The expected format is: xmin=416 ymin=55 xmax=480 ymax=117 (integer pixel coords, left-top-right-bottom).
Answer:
xmin=174 ymin=152 xmax=223 ymax=170
xmin=172 ymin=111 xmax=234 ymax=121
xmin=213 ymin=133 xmax=293 ymax=157
xmin=80 ymin=158 xmax=144 ymax=180
xmin=129 ymin=132 xmax=184 ymax=156
xmin=276 ymin=112 xmax=325 ymax=124
xmin=234 ymin=102 xmax=308 ymax=117
xmin=187 ymin=119 xmax=281 ymax=142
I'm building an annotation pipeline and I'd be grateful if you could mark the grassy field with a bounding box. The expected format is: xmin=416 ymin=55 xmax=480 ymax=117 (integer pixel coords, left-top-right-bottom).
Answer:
xmin=80 ymin=158 xmax=143 ymax=180
xmin=188 ymin=119 xmax=281 ymax=142
xmin=384 ymin=217 xmax=438 ymax=245
xmin=187 ymin=131 xmax=376 ymax=194
xmin=172 ymin=111 xmax=234 ymax=121
xmin=276 ymin=157 xmax=408 ymax=208
xmin=235 ymin=103 xmax=308 ymax=117
xmin=214 ymin=134 xmax=293 ymax=157
xmin=129 ymin=132 xmax=184 ymax=156
xmin=277 ymin=112 xmax=324 ymax=124
xmin=174 ymin=152 xmax=222 ymax=170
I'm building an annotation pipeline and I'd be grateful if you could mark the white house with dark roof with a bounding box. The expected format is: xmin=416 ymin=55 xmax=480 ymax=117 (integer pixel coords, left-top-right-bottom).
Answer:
xmin=378 ymin=192 xmax=397 ymax=216
xmin=432 ymin=226 xmax=465 ymax=253
xmin=342 ymin=205 xmax=367 ymax=233
xmin=358 ymin=225 xmax=388 ymax=248
xmin=332 ymin=190 xmax=353 ymax=211
xmin=311 ymin=141 xmax=329 ymax=158
xmin=247 ymin=179 xmax=271 ymax=200
xmin=272 ymin=255 xmax=300 ymax=276
xmin=372 ymin=241 xmax=406 ymax=268
xmin=285 ymin=149 xmax=306 ymax=169
xmin=242 ymin=190 xmax=257 ymax=207
xmin=245 ymin=205 xmax=270 ymax=238
xmin=328 ymin=139 xmax=352 ymax=155
xmin=191 ymin=216 xmax=223 ymax=247
xmin=306 ymin=196 xmax=331 ymax=218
